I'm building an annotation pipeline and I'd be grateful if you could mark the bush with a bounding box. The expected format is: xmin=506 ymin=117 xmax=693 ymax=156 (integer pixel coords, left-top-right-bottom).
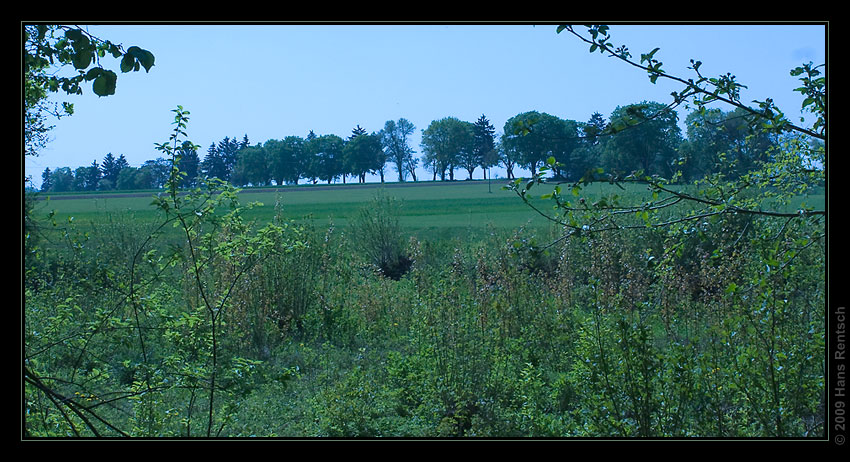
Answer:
xmin=349 ymin=192 xmax=412 ymax=280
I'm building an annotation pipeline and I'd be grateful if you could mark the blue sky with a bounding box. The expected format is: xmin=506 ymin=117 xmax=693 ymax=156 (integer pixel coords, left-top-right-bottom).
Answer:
xmin=24 ymin=23 xmax=826 ymax=187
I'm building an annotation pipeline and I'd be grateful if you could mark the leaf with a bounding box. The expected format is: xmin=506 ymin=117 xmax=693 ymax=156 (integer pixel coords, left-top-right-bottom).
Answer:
xmin=72 ymin=49 xmax=93 ymax=70
xmin=640 ymin=47 xmax=660 ymax=64
xmin=120 ymin=53 xmax=135 ymax=73
xmin=127 ymin=46 xmax=155 ymax=72
xmin=63 ymin=28 xmax=84 ymax=42
xmin=92 ymin=69 xmax=117 ymax=97
xmin=84 ymin=67 xmax=102 ymax=81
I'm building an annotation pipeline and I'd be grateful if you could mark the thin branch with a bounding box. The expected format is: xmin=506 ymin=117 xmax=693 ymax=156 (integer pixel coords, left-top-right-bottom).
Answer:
xmin=561 ymin=25 xmax=824 ymax=141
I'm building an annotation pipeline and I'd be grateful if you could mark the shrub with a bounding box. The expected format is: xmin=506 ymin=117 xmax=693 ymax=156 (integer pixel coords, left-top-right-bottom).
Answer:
xmin=349 ymin=191 xmax=412 ymax=280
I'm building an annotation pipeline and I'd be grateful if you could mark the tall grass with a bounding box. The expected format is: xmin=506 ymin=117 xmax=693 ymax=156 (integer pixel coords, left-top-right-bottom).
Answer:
xmin=25 ymin=181 xmax=825 ymax=438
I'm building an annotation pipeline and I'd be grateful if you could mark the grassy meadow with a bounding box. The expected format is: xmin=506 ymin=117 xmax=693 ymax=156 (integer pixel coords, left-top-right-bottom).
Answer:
xmin=34 ymin=179 xmax=824 ymax=231
xmin=25 ymin=178 xmax=826 ymax=438
xmin=33 ymin=180 xmax=567 ymax=237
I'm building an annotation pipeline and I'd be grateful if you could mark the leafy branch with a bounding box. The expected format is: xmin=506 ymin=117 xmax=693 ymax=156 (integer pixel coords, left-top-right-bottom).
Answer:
xmin=557 ymin=25 xmax=824 ymax=141
xmin=506 ymin=25 xmax=825 ymax=245
xmin=151 ymin=106 xmax=305 ymax=436
xmin=24 ymin=24 xmax=155 ymax=99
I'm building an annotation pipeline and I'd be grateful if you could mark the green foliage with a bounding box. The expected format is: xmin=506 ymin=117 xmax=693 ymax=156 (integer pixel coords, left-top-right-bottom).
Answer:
xmin=502 ymin=111 xmax=581 ymax=178
xmin=25 ymin=107 xmax=308 ymax=437
xmin=503 ymin=104 xmax=824 ymax=436
xmin=421 ymin=117 xmax=474 ymax=181
xmin=381 ymin=118 xmax=418 ymax=182
xmin=24 ymin=25 xmax=154 ymax=158
xmin=348 ymin=191 xmax=412 ymax=280
xmin=265 ymin=136 xmax=305 ymax=185
xmin=344 ymin=132 xmax=385 ymax=183
xmin=25 ymin=178 xmax=825 ymax=437
xmin=306 ymin=134 xmax=346 ymax=184
xmin=25 ymin=25 xmax=826 ymax=439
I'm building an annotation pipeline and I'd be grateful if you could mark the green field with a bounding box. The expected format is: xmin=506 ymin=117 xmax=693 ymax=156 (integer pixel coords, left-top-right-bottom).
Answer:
xmin=33 ymin=180 xmax=565 ymax=236
xmin=33 ymin=179 xmax=824 ymax=237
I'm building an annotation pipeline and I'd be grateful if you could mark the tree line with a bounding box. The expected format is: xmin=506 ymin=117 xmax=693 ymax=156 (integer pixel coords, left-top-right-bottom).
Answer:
xmin=37 ymin=103 xmax=792 ymax=193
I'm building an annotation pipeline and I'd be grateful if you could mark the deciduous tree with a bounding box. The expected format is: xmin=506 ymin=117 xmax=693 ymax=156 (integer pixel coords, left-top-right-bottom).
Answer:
xmin=344 ymin=133 xmax=385 ymax=183
xmin=421 ymin=117 xmax=472 ymax=181
xmin=310 ymin=134 xmax=345 ymax=184
xmin=232 ymin=144 xmax=270 ymax=186
xmin=380 ymin=119 xmax=417 ymax=182
xmin=503 ymin=111 xmax=576 ymax=177
xmin=266 ymin=137 xmax=305 ymax=185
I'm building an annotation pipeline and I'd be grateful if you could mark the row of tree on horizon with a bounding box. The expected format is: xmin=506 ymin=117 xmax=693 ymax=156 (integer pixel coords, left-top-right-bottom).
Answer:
xmin=33 ymin=102 xmax=798 ymax=193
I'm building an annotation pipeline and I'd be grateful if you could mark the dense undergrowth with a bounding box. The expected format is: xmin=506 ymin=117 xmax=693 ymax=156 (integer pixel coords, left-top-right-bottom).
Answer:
xmin=24 ymin=183 xmax=825 ymax=438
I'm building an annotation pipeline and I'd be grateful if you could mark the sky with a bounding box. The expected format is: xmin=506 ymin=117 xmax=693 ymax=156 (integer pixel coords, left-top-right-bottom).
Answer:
xmin=24 ymin=23 xmax=827 ymax=188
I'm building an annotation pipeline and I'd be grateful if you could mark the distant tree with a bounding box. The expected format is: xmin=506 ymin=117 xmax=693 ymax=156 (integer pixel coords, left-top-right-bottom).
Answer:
xmin=176 ymin=141 xmax=200 ymax=187
xmin=559 ymin=112 xmax=609 ymax=182
xmin=72 ymin=166 xmax=88 ymax=191
xmin=265 ymin=137 xmax=304 ymax=185
xmin=140 ymin=158 xmax=171 ymax=189
xmin=233 ymin=144 xmax=270 ymax=186
xmin=116 ymin=167 xmax=133 ymax=190
xmin=97 ymin=179 xmax=114 ymax=191
xmin=340 ymin=126 xmax=368 ymax=183
xmin=421 ymin=117 xmax=472 ymax=181
xmin=344 ymin=133 xmax=385 ymax=183
xmin=134 ymin=166 xmax=153 ymax=189
xmin=601 ymin=101 xmax=682 ymax=178
xmin=678 ymin=107 xmax=777 ymax=181
xmin=349 ymin=125 xmax=367 ymax=139
xmin=100 ymin=152 xmax=117 ymax=183
xmin=582 ymin=112 xmax=608 ymax=145
xmin=303 ymin=131 xmax=320 ymax=184
xmin=199 ymin=136 xmax=249 ymax=183
xmin=380 ymin=118 xmax=417 ymax=182
xmin=678 ymin=108 xmax=730 ymax=181
xmin=201 ymin=142 xmax=227 ymax=181
xmin=67 ymin=161 xmax=100 ymax=191
xmin=83 ymin=160 xmax=102 ymax=191
xmin=40 ymin=168 xmax=52 ymax=192
xmin=219 ymin=135 xmax=247 ymax=181
xmin=496 ymin=136 xmax=518 ymax=180
xmin=100 ymin=153 xmax=129 ymax=188
xmin=455 ymin=129 xmax=479 ymax=180
xmin=116 ymin=167 xmax=139 ymax=190
xmin=472 ymin=114 xmax=497 ymax=180
xmin=375 ymin=143 xmax=388 ymax=183
xmin=310 ymin=134 xmax=345 ymax=184
xmin=547 ymin=118 xmax=581 ymax=180
xmin=49 ymin=167 xmax=74 ymax=192
xmin=405 ymin=155 xmax=419 ymax=182
xmin=502 ymin=111 xmax=577 ymax=178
